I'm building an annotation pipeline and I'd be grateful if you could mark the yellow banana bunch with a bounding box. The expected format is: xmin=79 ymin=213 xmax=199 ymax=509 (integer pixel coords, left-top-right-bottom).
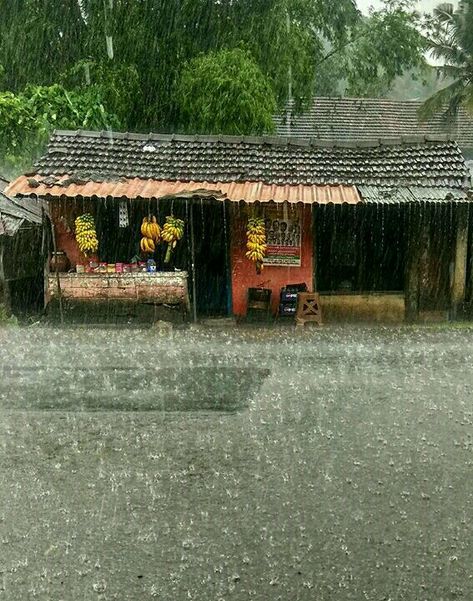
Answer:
xmin=140 ymin=215 xmax=161 ymax=242
xmin=246 ymin=217 xmax=267 ymax=271
xmin=162 ymin=216 xmax=185 ymax=263
xmin=139 ymin=215 xmax=160 ymax=255
xmin=75 ymin=213 xmax=99 ymax=256
xmin=140 ymin=237 xmax=156 ymax=254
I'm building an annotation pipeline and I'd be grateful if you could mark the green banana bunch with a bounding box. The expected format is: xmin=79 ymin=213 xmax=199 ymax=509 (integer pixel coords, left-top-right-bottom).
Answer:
xmin=162 ymin=216 xmax=185 ymax=263
xmin=162 ymin=216 xmax=185 ymax=243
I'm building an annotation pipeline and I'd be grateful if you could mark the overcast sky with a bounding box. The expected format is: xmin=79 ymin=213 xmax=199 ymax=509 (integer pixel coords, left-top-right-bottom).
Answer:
xmin=357 ymin=0 xmax=457 ymax=14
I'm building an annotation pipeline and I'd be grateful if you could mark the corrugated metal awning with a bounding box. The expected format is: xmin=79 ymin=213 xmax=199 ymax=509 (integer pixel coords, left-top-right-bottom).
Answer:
xmin=0 ymin=192 xmax=46 ymax=236
xmin=6 ymin=175 xmax=361 ymax=205
xmin=359 ymin=186 xmax=469 ymax=204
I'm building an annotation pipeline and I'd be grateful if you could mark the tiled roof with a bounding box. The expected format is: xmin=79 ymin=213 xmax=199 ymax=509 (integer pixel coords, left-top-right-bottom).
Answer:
xmin=274 ymin=97 xmax=473 ymax=149
xmin=26 ymin=129 xmax=469 ymax=190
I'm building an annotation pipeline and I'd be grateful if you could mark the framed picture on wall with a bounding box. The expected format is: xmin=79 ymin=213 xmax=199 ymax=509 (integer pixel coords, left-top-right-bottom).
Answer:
xmin=263 ymin=205 xmax=302 ymax=267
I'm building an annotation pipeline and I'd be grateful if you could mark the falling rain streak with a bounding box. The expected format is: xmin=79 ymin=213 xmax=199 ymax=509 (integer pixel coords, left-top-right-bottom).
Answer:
xmin=1 ymin=326 xmax=473 ymax=599
xmin=1 ymin=1 xmax=473 ymax=600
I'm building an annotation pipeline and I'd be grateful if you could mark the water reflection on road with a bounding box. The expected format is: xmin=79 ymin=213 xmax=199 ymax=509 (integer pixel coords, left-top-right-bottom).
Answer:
xmin=1 ymin=324 xmax=472 ymax=600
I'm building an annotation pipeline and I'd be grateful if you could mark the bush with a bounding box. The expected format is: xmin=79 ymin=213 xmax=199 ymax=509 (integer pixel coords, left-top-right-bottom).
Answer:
xmin=175 ymin=48 xmax=277 ymax=135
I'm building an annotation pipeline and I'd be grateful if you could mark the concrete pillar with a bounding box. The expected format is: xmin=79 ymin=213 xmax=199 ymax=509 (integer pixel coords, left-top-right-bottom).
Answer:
xmin=451 ymin=204 xmax=469 ymax=319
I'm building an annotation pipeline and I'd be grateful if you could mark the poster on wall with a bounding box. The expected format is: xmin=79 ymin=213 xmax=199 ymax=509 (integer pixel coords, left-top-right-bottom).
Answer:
xmin=263 ymin=205 xmax=302 ymax=267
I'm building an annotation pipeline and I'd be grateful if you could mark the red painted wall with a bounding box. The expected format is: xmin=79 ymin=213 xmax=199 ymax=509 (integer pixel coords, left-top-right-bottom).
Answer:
xmin=230 ymin=205 xmax=314 ymax=316
xmin=50 ymin=200 xmax=95 ymax=266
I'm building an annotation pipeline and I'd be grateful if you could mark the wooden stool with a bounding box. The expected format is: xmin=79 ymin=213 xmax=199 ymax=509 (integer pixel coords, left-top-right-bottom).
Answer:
xmin=296 ymin=292 xmax=322 ymax=326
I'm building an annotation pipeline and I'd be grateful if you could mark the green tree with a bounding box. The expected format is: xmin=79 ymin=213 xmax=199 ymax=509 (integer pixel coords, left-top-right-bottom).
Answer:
xmin=0 ymin=0 xmax=86 ymax=91
xmin=0 ymin=84 xmax=120 ymax=177
xmin=242 ymin=0 xmax=359 ymax=110
xmin=0 ymin=0 xmax=427 ymax=135
xmin=60 ymin=60 xmax=141 ymax=124
xmin=315 ymin=0 xmax=426 ymax=98
xmin=175 ymin=48 xmax=277 ymax=135
xmin=420 ymin=1 xmax=473 ymax=119
xmin=0 ymin=0 xmax=360 ymax=129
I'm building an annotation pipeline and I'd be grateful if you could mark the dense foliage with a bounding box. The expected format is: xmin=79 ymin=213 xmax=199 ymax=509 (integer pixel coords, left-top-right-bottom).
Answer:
xmin=176 ymin=49 xmax=277 ymax=135
xmin=315 ymin=0 xmax=426 ymax=97
xmin=0 ymin=0 xmax=428 ymax=175
xmin=0 ymin=85 xmax=119 ymax=175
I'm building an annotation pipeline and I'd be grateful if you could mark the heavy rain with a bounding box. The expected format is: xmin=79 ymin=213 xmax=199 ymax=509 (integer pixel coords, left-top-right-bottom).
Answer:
xmin=0 ymin=0 xmax=472 ymax=600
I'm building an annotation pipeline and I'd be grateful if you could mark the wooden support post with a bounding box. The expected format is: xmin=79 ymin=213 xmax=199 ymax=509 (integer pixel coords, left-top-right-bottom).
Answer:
xmin=189 ymin=202 xmax=198 ymax=324
xmin=41 ymin=208 xmax=50 ymax=312
xmin=312 ymin=205 xmax=317 ymax=292
xmin=50 ymin=219 xmax=64 ymax=324
xmin=0 ymin=238 xmax=5 ymax=312
xmin=451 ymin=203 xmax=469 ymax=320
xmin=405 ymin=206 xmax=420 ymax=322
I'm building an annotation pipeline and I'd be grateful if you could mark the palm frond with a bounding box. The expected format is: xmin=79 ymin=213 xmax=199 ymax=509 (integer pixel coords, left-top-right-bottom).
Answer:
xmin=434 ymin=64 xmax=466 ymax=79
xmin=432 ymin=3 xmax=456 ymax=24
xmin=427 ymin=39 xmax=467 ymax=65
xmin=459 ymin=82 xmax=473 ymax=114
xmin=418 ymin=79 xmax=466 ymax=121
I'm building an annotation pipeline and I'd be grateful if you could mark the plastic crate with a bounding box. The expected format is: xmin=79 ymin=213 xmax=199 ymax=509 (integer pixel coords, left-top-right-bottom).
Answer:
xmin=279 ymin=303 xmax=297 ymax=316
xmin=280 ymin=290 xmax=298 ymax=303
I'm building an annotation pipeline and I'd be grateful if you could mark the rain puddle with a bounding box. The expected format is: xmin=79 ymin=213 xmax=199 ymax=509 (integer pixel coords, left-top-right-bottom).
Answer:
xmin=0 ymin=366 xmax=271 ymax=412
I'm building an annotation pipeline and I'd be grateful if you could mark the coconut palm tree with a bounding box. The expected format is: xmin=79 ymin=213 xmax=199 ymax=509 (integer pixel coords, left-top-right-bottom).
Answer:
xmin=420 ymin=1 xmax=473 ymax=119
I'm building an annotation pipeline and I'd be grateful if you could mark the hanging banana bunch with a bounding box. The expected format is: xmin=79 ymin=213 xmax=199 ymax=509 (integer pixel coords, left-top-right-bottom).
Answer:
xmin=246 ymin=217 xmax=267 ymax=274
xmin=75 ymin=213 xmax=99 ymax=256
xmin=140 ymin=215 xmax=161 ymax=254
xmin=162 ymin=216 xmax=185 ymax=263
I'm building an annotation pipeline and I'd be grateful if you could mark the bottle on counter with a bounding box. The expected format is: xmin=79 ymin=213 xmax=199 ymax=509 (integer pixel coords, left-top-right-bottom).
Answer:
xmin=146 ymin=258 xmax=157 ymax=273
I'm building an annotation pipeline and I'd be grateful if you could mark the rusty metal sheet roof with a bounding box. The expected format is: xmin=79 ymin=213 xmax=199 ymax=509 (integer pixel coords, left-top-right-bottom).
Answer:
xmin=6 ymin=176 xmax=361 ymax=205
xmin=358 ymin=186 xmax=470 ymax=204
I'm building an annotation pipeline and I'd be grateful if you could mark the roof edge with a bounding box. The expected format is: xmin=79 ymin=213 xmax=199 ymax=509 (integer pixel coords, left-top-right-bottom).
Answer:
xmin=51 ymin=129 xmax=457 ymax=149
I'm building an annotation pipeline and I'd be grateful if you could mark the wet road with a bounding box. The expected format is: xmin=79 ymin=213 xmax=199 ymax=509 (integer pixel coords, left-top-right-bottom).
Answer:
xmin=1 ymin=324 xmax=473 ymax=600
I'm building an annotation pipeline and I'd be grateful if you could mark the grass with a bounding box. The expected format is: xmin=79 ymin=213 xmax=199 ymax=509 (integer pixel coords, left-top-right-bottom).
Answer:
xmin=0 ymin=303 xmax=18 ymax=325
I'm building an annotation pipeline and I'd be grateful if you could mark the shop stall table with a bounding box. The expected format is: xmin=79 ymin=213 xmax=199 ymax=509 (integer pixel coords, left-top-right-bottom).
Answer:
xmin=47 ymin=271 xmax=190 ymax=313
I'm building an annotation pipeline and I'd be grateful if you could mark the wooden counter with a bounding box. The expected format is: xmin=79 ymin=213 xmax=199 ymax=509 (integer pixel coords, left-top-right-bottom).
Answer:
xmin=47 ymin=272 xmax=190 ymax=310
